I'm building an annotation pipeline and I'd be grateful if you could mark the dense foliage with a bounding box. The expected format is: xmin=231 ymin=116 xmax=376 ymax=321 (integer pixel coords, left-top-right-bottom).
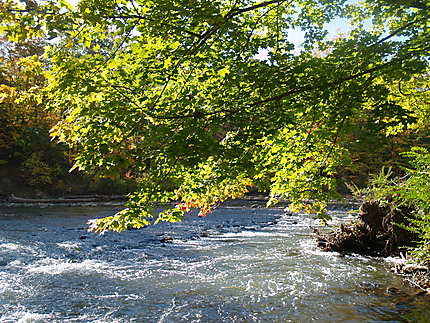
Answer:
xmin=352 ymin=148 xmax=430 ymax=263
xmin=400 ymin=148 xmax=430 ymax=263
xmin=0 ymin=39 xmax=69 ymax=190
xmin=0 ymin=39 xmax=137 ymax=195
xmin=0 ymin=39 xmax=48 ymax=159
xmin=1 ymin=0 xmax=429 ymax=235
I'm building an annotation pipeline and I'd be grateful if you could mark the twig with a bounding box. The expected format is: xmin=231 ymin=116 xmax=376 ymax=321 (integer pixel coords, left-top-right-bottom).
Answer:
xmin=404 ymin=277 xmax=428 ymax=292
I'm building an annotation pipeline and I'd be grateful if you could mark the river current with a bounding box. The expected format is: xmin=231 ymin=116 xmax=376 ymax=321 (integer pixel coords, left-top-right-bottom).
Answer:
xmin=0 ymin=206 xmax=429 ymax=322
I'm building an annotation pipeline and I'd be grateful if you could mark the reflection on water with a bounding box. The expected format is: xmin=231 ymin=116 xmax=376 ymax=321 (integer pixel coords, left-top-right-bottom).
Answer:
xmin=0 ymin=206 xmax=429 ymax=322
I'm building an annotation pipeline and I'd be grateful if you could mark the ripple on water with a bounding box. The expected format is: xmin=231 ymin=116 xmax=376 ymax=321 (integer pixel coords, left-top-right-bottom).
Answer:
xmin=0 ymin=242 xmax=39 ymax=260
xmin=26 ymin=258 xmax=108 ymax=275
xmin=0 ymin=206 xmax=429 ymax=322
xmin=0 ymin=311 xmax=53 ymax=323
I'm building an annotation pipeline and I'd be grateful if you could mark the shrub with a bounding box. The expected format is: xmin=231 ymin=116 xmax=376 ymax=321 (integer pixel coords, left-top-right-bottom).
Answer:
xmin=351 ymin=147 xmax=430 ymax=263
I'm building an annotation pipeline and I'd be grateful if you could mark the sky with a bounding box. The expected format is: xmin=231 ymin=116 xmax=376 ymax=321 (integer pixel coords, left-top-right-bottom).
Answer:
xmin=65 ymin=0 xmax=353 ymax=42
xmin=65 ymin=0 xmax=355 ymax=57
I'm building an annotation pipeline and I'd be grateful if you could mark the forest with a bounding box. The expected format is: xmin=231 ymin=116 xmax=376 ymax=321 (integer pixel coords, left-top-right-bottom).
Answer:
xmin=1 ymin=0 xmax=429 ymax=265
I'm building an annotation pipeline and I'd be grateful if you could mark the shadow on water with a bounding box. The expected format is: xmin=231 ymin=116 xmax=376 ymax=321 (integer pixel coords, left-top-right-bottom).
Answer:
xmin=0 ymin=206 xmax=429 ymax=322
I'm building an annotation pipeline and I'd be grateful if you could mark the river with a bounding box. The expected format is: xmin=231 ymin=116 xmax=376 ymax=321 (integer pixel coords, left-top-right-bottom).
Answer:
xmin=0 ymin=206 xmax=429 ymax=322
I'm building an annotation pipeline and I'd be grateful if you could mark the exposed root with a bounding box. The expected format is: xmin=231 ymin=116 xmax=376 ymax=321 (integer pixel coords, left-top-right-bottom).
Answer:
xmin=316 ymin=200 xmax=430 ymax=292
xmin=316 ymin=200 xmax=415 ymax=256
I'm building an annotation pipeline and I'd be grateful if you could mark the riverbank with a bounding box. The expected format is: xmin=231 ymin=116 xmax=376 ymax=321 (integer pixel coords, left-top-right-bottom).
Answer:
xmin=0 ymin=164 xmax=137 ymax=202
xmin=0 ymin=192 xmax=361 ymax=207
xmin=315 ymin=200 xmax=430 ymax=293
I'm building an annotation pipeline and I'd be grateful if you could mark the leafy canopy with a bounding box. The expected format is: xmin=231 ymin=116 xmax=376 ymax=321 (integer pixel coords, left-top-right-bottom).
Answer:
xmin=1 ymin=0 xmax=429 ymax=232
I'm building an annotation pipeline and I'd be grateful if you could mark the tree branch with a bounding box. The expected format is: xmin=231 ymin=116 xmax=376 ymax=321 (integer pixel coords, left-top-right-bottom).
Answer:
xmin=252 ymin=63 xmax=391 ymax=106
xmin=368 ymin=17 xmax=425 ymax=49
xmin=229 ymin=0 xmax=288 ymax=17
xmin=102 ymin=14 xmax=204 ymax=38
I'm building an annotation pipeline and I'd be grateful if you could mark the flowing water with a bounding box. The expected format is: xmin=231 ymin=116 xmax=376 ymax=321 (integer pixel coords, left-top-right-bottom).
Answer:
xmin=0 ymin=206 xmax=429 ymax=322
